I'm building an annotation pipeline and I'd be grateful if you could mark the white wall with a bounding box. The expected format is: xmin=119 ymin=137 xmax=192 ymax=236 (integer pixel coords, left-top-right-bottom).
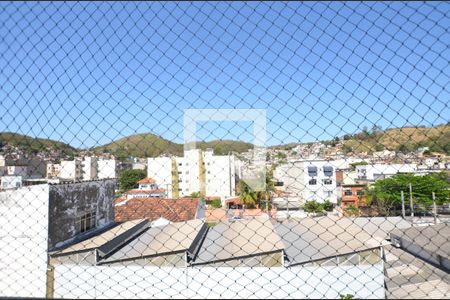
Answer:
xmin=205 ymin=154 xmax=235 ymax=198
xmin=0 ymin=184 xmax=49 ymax=298
xmin=54 ymin=265 xmax=384 ymax=299
xmin=82 ymin=157 xmax=98 ymax=180
xmin=98 ymin=159 xmax=117 ymax=179
xmin=148 ymin=157 xmax=172 ymax=197
xmin=60 ymin=160 xmax=82 ymax=180
xmin=356 ymin=164 xmax=417 ymax=181
xmin=183 ymin=149 xmax=201 ymax=195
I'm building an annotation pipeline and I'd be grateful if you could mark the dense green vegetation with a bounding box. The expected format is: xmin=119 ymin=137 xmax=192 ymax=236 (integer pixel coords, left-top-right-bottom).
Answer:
xmin=0 ymin=132 xmax=78 ymax=156
xmin=118 ymin=169 xmax=147 ymax=192
xmin=303 ymin=200 xmax=325 ymax=214
xmin=367 ymin=172 xmax=450 ymax=215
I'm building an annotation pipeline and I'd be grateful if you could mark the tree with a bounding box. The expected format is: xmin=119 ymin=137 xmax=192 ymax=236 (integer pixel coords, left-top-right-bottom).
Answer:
xmin=397 ymin=144 xmax=411 ymax=154
xmin=349 ymin=161 xmax=368 ymax=171
xmin=342 ymin=144 xmax=353 ymax=155
xmin=119 ymin=169 xmax=146 ymax=192
xmin=276 ymin=152 xmax=287 ymax=159
xmin=238 ymin=168 xmax=275 ymax=209
xmin=238 ymin=180 xmax=258 ymax=208
xmin=191 ymin=191 xmax=201 ymax=198
xmin=367 ymin=172 xmax=450 ymax=215
xmin=374 ymin=144 xmax=384 ymax=151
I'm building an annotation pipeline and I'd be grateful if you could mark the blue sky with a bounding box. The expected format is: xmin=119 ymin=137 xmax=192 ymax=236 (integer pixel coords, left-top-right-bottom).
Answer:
xmin=0 ymin=1 xmax=449 ymax=148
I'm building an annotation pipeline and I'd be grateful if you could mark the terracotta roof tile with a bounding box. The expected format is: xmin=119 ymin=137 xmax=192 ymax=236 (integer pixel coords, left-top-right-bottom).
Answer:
xmin=137 ymin=177 xmax=156 ymax=184
xmin=126 ymin=188 xmax=165 ymax=194
xmin=115 ymin=197 xmax=201 ymax=223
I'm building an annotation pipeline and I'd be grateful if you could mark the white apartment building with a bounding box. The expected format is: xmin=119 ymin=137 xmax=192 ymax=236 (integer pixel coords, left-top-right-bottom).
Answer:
xmin=98 ymin=159 xmax=118 ymax=179
xmin=356 ymin=163 xmax=417 ymax=181
xmin=60 ymin=159 xmax=83 ymax=181
xmin=82 ymin=157 xmax=98 ymax=180
xmin=148 ymin=149 xmax=240 ymax=199
xmin=274 ymin=159 xmax=339 ymax=205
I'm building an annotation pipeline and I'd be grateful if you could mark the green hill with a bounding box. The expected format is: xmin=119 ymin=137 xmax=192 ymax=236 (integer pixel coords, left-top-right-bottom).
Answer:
xmin=94 ymin=133 xmax=254 ymax=158
xmin=342 ymin=124 xmax=450 ymax=155
xmin=94 ymin=133 xmax=183 ymax=158
xmin=0 ymin=132 xmax=78 ymax=156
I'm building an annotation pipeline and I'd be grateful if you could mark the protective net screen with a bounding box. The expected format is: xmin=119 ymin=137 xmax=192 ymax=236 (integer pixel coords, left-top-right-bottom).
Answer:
xmin=0 ymin=2 xmax=449 ymax=299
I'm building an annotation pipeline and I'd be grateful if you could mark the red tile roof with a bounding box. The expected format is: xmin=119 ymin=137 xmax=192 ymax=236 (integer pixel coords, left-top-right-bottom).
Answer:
xmin=126 ymin=188 xmax=165 ymax=194
xmin=137 ymin=177 xmax=156 ymax=184
xmin=115 ymin=197 xmax=201 ymax=223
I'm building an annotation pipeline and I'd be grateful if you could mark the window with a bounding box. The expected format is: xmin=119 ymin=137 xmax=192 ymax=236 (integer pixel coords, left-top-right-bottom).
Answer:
xmin=307 ymin=166 xmax=317 ymax=177
xmin=323 ymin=166 xmax=333 ymax=177
xmin=78 ymin=211 xmax=96 ymax=233
xmin=323 ymin=179 xmax=332 ymax=185
xmin=178 ymin=179 xmax=182 ymax=183
xmin=357 ymin=190 xmax=365 ymax=196
xmin=178 ymin=163 xmax=182 ymax=166
xmin=309 ymin=179 xmax=317 ymax=185
xmin=344 ymin=189 xmax=352 ymax=196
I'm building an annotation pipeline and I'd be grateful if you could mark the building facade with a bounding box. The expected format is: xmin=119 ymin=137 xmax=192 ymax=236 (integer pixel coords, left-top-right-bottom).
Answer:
xmin=356 ymin=164 xmax=417 ymax=181
xmin=60 ymin=159 xmax=83 ymax=181
xmin=341 ymin=183 xmax=368 ymax=209
xmin=274 ymin=159 xmax=339 ymax=205
xmin=148 ymin=149 xmax=239 ymax=200
xmin=98 ymin=159 xmax=118 ymax=179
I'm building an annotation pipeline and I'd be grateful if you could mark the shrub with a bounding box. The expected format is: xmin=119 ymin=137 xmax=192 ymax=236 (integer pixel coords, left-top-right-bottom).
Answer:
xmin=303 ymin=200 xmax=324 ymax=214
xmin=345 ymin=204 xmax=359 ymax=216
xmin=323 ymin=199 xmax=334 ymax=211
xmin=209 ymin=199 xmax=222 ymax=209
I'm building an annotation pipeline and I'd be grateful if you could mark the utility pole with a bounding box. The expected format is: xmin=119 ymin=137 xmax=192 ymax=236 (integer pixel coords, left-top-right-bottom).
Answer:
xmin=401 ymin=190 xmax=405 ymax=218
xmin=409 ymin=183 xmax=414 ymax=217
xmin=432 ymin=192 xmax=437 ymax=225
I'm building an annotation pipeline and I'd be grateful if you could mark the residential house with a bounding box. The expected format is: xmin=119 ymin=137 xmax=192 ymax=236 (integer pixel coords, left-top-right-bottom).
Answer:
xmin=121 ymin=177 xmax=166 ymax=200
xmin=341 ymin=183 xmax=368 ymax=210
